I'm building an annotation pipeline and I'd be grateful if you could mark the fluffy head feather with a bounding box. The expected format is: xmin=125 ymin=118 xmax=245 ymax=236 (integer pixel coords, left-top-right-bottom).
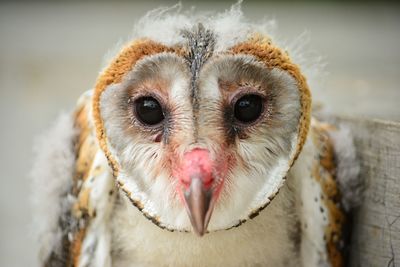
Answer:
xmin=102 ymin=3 xmax=324 ymax=89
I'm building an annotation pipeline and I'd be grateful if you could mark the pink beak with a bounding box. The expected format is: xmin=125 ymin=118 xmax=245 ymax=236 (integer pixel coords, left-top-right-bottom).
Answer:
xmin=180 ymin=149 xmax=216 ymax=236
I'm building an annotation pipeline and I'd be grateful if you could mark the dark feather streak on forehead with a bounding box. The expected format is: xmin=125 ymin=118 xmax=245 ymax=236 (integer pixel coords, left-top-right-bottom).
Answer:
xmin=182 ymin=24 xmax=216 ymax=98
xmin=181 ymin=23 xmax=216 ymax=139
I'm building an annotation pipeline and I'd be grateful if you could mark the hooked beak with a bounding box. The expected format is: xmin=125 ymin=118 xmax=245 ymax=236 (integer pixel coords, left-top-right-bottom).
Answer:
xmin=183 ymin=176 xmax=216 ymax=236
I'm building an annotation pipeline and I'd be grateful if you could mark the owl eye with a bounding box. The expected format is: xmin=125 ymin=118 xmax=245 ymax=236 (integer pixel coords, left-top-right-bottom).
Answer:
xmin=134 ymin=96 xmax=165 ymax=126
xmin=233 ymin=94 xmax=263 ymax=123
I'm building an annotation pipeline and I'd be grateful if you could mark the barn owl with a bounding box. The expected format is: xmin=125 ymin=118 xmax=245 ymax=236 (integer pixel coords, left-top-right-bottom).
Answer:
xmin=32 ymin=5 xmax=360 ymax=267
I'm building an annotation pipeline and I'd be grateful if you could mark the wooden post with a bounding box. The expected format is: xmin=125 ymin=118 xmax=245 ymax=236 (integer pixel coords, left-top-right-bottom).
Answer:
xmin=339 ymin=118 xmax=400 ymax=267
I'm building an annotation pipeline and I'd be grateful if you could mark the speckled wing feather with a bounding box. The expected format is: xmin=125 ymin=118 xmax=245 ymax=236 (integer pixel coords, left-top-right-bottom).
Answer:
xmin=44 ymin=91 xmax=116 ymax=267
xmin=310 ymin=119 xmax=348 ymax=267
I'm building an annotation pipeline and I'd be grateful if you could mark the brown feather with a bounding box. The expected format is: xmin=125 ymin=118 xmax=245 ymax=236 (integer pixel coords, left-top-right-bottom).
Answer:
xmin=311 ymin=121 xmax=346 ymax=267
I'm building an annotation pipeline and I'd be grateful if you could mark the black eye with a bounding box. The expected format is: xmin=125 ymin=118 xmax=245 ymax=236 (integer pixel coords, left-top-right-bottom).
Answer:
xmin=233 ymin=94 xmax=263 ymax=123
xmin=134 ymin=96 xmax=165 ymax=126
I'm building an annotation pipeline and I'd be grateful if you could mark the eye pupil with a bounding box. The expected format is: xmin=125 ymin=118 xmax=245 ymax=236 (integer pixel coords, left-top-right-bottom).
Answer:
xmin=234 ymin=94 xmax=263 ymax=123
xmin=134 ymin=96 xmax=164 ymax=125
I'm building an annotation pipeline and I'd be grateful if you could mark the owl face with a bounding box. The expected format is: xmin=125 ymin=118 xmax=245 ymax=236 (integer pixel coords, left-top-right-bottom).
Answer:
xmin=95 ymin=25 xmax=310 ymax=235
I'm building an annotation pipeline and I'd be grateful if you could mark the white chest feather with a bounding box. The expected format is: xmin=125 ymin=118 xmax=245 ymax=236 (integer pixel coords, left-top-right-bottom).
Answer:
xmin=110 ymin=183 xmax=300 ymax=267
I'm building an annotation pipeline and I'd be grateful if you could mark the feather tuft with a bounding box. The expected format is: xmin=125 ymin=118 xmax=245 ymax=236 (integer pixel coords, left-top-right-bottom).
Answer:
xmin=30 ymin=113 xmax=77 ymax=263
xmin=329 ymin=124 xmax=363 ymax=211
xmin=101 ymin=2 xmax=324 ymax=96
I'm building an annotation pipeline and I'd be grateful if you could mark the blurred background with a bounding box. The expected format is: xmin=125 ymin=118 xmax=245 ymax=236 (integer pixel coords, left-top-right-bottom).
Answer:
xmin=0 ymin=1 xmax=399 ymax=266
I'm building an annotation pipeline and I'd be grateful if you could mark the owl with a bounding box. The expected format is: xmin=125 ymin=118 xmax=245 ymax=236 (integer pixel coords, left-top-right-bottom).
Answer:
xmin=32 ymin=5 xmax=360 ymax=267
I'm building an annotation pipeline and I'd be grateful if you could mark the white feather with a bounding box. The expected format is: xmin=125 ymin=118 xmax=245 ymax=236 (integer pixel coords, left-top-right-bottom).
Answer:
xmin=30 ymin=112 xmax=77 ymax=263
xmin=101 ymin=2 xmax=324 ymax=96
xmin=328 ymin=124 xmax=362 ymax=211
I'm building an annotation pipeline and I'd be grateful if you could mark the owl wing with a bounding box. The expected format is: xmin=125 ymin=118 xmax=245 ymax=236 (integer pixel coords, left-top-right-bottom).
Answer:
xmin=298 ymin=118 xmax=359 ymax=267
xmin=311 ymin=120 xmax=347 ymax=267
xmin=33 ymin=91 xmax=116 ymax=267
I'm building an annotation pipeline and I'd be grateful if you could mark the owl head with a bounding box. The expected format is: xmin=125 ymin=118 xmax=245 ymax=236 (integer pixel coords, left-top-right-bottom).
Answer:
xmin=92 ymin=6 xmax=311 ymax=236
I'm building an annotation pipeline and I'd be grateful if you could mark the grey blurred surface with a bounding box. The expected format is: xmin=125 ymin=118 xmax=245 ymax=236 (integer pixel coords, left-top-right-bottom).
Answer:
xmin=0 ymin=1 xmax=399 ymax=266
